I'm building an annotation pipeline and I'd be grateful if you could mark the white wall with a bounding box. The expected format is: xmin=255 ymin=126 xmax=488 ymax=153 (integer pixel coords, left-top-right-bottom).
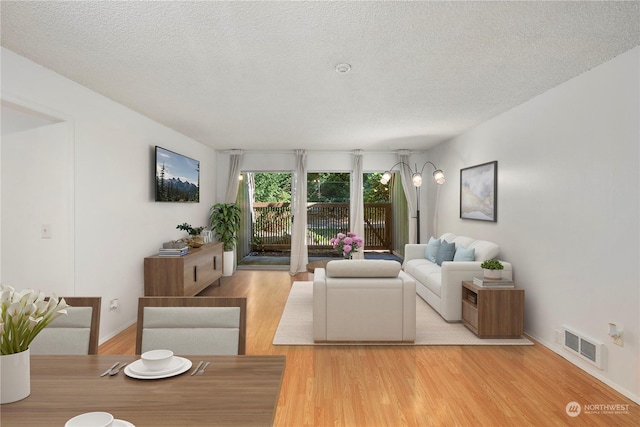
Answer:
xmin=1 ymin=47 xmax=217 ymax=342
xmin=425 ymin=47 xmax=639 ymax=402
xmin=2 ymin=122 xmax=73 ymax=295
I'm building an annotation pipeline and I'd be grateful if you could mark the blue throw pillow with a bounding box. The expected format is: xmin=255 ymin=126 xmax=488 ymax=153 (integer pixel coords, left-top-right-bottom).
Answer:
xmin=435 ymin=240 xmax=456 ymax=266
xmin=425 ymin=237 xmax=441 ymax=262
xmin=453 ymin=245 xmax=476 ymax=262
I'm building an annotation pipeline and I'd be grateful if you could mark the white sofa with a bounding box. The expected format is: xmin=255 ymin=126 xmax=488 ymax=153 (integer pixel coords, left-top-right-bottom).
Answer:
xmin=402 ymin=233 xmax=512 ymax=322
xmin=313 ymin=259 xmax=416 ymax=342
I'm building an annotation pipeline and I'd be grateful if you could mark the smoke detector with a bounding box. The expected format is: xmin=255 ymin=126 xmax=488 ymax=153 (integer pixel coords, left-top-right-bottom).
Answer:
xmin=335 ymin=63 xmax=351 ymax=74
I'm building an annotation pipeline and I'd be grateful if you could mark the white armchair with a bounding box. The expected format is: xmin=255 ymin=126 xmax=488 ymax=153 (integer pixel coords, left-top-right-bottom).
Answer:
xmin=313 ymin=260 xmax=416 ymax=342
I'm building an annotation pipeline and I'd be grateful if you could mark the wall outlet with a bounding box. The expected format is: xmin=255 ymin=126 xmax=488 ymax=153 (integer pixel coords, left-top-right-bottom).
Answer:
xmin=109 ymin=298 xmax=119 ymax=311
xmin=612 ymin=332 xmax=624 ymax=347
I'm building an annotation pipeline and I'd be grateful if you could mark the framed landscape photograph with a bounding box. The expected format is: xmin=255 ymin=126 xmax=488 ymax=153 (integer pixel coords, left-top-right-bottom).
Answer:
xmin=155 ymin=146 xmax=200 ymax=202
xmin=460 ymin=161 xmax=497 ymax=222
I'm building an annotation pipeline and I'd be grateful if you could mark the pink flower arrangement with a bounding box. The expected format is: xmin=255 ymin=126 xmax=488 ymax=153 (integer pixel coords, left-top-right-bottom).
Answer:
xmin=330 ymin=232 xmax=363 ymax=256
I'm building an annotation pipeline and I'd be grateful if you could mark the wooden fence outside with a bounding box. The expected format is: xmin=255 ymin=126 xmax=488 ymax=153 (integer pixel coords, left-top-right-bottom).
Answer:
xmin=251 ymin=202 xmax=391 ymax=252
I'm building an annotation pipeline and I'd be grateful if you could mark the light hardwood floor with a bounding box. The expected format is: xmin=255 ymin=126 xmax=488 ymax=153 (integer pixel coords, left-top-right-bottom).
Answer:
xmin=99 ymin=270 xmax=639 ymax=426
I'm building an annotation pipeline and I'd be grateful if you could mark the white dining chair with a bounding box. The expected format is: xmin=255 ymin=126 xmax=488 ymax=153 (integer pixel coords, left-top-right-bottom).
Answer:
xmin=29 ymin=297 xmax=101 ymax=355
xmin=135 ymin=297 xmax=247 ymax=355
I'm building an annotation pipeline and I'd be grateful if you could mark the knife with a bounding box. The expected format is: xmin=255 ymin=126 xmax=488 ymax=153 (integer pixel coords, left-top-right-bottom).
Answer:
xmin=100 ymin=362 xmax=119 ymax=377
xmin=190 ymin=360 xmax=203 ymax=376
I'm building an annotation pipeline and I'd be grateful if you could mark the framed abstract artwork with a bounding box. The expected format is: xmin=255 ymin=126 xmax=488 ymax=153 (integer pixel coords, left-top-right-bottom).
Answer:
xmin=460 ymin=161 xmax=497 ymax=222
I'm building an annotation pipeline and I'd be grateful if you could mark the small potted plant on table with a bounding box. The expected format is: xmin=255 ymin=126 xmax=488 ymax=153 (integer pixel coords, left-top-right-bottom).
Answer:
xmin=176 ymin=223 xmax=205 ymax=248
xmin=481 ymin=259 xmax=504 ymax=280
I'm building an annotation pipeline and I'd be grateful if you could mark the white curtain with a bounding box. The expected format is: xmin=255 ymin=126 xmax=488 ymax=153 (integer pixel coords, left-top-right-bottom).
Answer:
xmin=350 ymin=150 xmax=365 ymax=259
xmin=225 ymin=150 xmax=243 ymax=203
xmin=398 ymin=150 xmax=417 ymax=244
xmin=289 ymin=150 xmax=309 ymax=274
xmin=246 ymin=172 xmax=256 ymax=224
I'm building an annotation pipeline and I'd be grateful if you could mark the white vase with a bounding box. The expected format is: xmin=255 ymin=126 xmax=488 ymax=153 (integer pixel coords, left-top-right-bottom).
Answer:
xmin=0 ymin=348 xmax=30 ymax=404
xmin=223 ymin=250 xmax=234 ymax=276
xmin=483 ymin=269 xmax=502 ymax=280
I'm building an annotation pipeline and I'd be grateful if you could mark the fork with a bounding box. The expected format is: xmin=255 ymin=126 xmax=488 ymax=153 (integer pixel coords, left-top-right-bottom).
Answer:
xmin=108 ymin=363 xmax=127 ymax=376
xmin=196 ymin=361 xmax=210 ymax=375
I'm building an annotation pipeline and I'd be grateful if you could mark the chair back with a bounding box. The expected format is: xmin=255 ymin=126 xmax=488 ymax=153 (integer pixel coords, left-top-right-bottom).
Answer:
xmin=29 ymin=297 xmax=101 ymax=355
xmin=136 ymin=297 xmax=246 ymax=355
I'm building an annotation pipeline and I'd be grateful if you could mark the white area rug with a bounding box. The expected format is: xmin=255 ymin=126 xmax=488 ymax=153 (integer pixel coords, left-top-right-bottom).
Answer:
xmin=273 ymin=281 xmax=533 ymax=346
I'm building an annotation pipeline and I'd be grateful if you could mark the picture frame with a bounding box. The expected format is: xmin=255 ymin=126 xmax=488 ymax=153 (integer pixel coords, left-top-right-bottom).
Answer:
xmin=460 ymin=161 xmax=497 ymax=222
xmin=155 ymin=146 xmax=200 ymax=202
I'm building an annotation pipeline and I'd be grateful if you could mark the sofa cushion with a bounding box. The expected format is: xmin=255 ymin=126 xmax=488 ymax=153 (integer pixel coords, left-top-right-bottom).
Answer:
xmin=435 ymin=241 xmax=456 ymax=266
xmin=423 ymin=271 xmax=442 ymax=298
xmin=469 ymin=240 xmax=500 ymax=261
xmin=325 ymin=259 xmax=401 ymax=278
xmin=452 ymin=235 xmax=475 ymax=249
xmin=403 ymin=259 xmax=442 ymax=297
xmin=403 ymin=258 xmax=434 ymax=279
xmin=453 ymin=245 xmax=476 ymax=261
xmin=439 ymin=232 xmax=458 ymax=242
xmin=425 ymin=237 xmax=441 ymax=262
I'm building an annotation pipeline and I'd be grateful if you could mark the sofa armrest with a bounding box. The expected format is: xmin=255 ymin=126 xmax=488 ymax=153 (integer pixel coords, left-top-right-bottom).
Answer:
xmin=439 ymin=261 xmax=513 ymax=321
xmin=313 ymin=268 xmax=327 ymax=341
xmin=403 ymin=244 xmax=428 ymax=265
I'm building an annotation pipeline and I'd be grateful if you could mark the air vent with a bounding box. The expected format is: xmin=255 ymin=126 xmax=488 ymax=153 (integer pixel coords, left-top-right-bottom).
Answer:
xmin=562 ymin=326 xmax=604 ymax=369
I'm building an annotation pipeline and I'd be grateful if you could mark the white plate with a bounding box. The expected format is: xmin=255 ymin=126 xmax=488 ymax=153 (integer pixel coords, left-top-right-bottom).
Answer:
xmin=124 ymin=357 xmax=192 ymax=380
xmin=127 ymin=356 xmax=185 ymax=376
xmin=114 ymin=420 xmax=135 ymax=427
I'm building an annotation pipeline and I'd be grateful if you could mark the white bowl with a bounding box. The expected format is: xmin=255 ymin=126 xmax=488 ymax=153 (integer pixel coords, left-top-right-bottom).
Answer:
xmin=65 ymin=411 xmax=114 ymax=427
xmin=140 ymin=349 xmax=174 ymax=371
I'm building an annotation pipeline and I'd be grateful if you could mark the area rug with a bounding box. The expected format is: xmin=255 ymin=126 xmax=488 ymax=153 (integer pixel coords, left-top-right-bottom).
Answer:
xmin=273 ymin=281 xmax=533 ymax=346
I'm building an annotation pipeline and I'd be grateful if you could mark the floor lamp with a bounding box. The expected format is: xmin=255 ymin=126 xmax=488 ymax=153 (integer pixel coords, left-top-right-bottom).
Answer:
xmin=380 ymin=161 xmax=445 ymax=244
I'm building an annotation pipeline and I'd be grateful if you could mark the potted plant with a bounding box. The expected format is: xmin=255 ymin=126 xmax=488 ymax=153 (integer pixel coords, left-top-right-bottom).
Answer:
xmin=176 ymin=223 xmax=205 ymax=247
xmin=209 ymin=203 xmax=241 ymax=276
xmin=330 ymin=232 xmax=363 ymax=259
xmin=481 ymin=259 xmax=504 ymax=280
xmin=1 ymin=285 xmax=68 ymax=404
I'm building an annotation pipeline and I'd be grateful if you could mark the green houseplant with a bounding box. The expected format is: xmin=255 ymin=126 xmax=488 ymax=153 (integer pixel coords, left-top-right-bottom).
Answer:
xmin=480 ymin=259 xmax=504 ymax=279
xmin=210 ymin=203 xmax=241 ymax=276
xmin=176 ymin=223 xmax=205 ymax=247
xmin=209 ymin=203 xmax=241 ymax=251
xmin=176 ymin=223 xmax=204 ymax=236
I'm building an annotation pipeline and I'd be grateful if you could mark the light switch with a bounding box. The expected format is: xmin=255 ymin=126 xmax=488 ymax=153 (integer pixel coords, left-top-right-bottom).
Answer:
xmin=41 ymin=224 xmax=52 ymax=239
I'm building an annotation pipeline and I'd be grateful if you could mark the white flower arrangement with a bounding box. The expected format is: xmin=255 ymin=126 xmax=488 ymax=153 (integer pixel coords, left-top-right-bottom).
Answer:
xmin=0 ymin=284 xmax=68 ymax=355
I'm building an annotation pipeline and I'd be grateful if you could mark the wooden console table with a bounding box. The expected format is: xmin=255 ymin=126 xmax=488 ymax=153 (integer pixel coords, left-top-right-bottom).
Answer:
xmin=461 ymin=280 xmax=524 ymax=338
xmin=144 ymin=242 xmax=224 ymax=296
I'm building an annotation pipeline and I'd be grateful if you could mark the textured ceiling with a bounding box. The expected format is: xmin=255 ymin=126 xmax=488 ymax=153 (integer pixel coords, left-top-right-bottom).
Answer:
xmin=1 ymin=1 xmax=638 ymax=151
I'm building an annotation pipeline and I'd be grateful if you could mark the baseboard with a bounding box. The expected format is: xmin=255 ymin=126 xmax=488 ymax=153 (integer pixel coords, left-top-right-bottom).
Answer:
xmin=527 ymin=331 xmax=640 ymax=405
xmin=98 ymin=319 xmax=136 ymax=346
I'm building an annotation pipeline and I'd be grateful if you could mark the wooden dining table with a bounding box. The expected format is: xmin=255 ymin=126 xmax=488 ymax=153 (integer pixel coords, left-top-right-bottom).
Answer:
xmin=1 ymin=354 xmax=286 ymax=426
